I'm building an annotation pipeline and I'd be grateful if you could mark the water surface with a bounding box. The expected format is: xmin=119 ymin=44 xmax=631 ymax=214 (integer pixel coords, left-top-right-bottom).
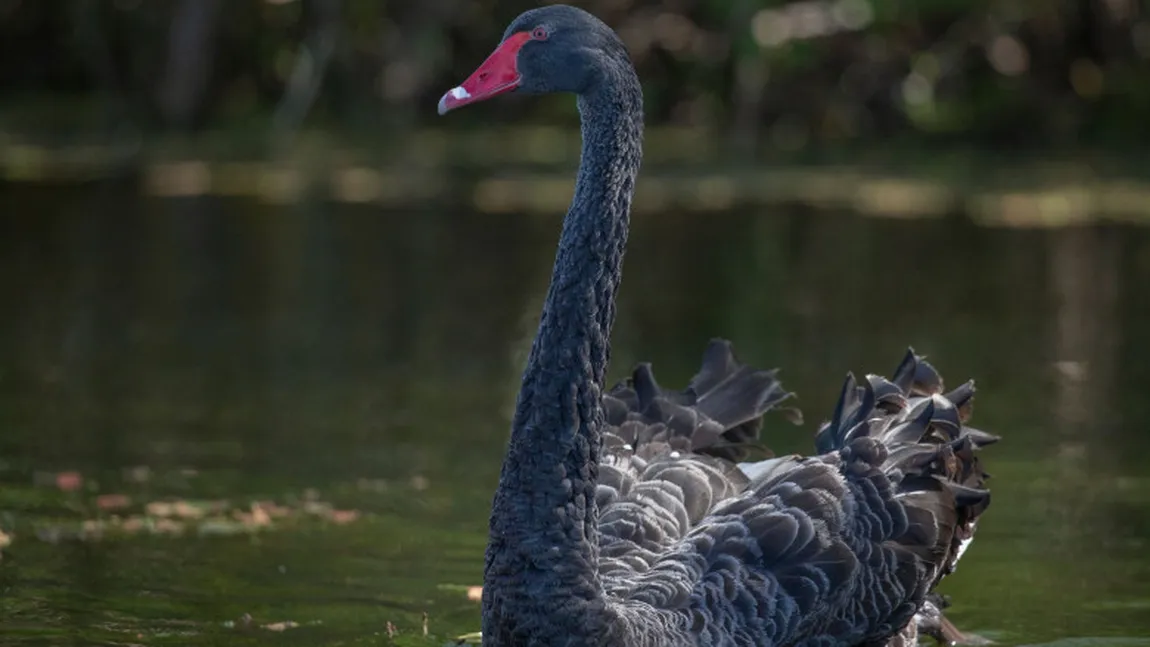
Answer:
xmin=1 ymin=183 xmax=1148 ymax=645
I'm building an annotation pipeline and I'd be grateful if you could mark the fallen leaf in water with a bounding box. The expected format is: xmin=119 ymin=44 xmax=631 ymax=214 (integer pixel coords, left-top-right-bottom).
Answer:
xmin=154 ymin=518 xmax=185 ymax=536
xmin=233 ymin=503 xmax=273 ymax=528
xmin=145 ymin=501 xmax=174 ymax=517
xmin=146 ymin=499 xmax=222 ymax=519
xmin=80 ymin=519 xmax=105 ymax=540
xmin=262 ymin=621 xmax=300 ymax=632
xmin=198 ymin=519 xmax=251 ymax=537
xmin=253 ymin=500 xmax=292 ymax=518
xmin=302 ymin=500 xmax=333 ymax=516
xmin=223 ymin=613 xmax=255 ymax=630
xmin=121 ymin=516 xmax=146 ymax=533
xmin=0 ymin=529 xmax=12 ymax=553
xmin=96 ymin=493 xmax=132 ymax=511
xmin=55 ymin=471 xmax=84 ymax=492
xmin=467 ymin=586 xmax=483 ymax=602
xmin=23 ymin=466 xmax=372 ymax=546
xmin=173 ymin=500 xmax=211 ymax=519
xmin=455 ymin=631 xmax=483 ymax=644
xmin=328 ymin=509 xmax=360 ymax=524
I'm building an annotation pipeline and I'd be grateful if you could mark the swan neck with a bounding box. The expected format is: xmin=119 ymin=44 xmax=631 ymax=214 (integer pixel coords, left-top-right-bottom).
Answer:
xmin=482 ymin=63 xmax=643 ymax=644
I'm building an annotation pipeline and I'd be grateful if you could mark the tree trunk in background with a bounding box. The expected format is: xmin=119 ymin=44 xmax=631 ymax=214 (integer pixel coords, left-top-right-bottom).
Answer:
xmin=377 ymin=0 xmax=458 ymax=131
xmin=728 ymin=0 xmax=764 ymax=160
xmin=156 ymin=0 xmax=221 ymax=130
xmin=1082 ymin=0 xmax=1138 ymax=63
xmin=68 ymin=0 xmax=128 ymax=129
xmin=272 ymin=0 xmax=343 ymax=141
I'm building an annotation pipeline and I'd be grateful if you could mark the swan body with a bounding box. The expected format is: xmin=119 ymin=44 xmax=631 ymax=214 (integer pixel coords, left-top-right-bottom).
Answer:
xmin=596 ymin=341 xmax=995 ymax=647
xmin=439 ymin=6 xmax=997 ymax=646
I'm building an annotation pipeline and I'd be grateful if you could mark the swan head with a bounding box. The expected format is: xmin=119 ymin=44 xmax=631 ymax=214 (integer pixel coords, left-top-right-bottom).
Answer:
xmin=437 ymin=5 xmax=630 ymax=114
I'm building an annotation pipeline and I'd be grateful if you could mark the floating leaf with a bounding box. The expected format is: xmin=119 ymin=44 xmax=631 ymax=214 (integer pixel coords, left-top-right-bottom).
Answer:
xmin=53 ymin=471 xmax=84 ymax=492
xmin=328 ymin=509 xmax=360 ymax=524
xmin=262 ymin=621 xmax=300 ymax=632
xmin=96 ymin=493 xmax=132 ymax=511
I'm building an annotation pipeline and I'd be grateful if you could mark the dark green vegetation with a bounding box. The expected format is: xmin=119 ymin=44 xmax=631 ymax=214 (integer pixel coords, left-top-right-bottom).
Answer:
xmin=2 ymin=0 xmax=1148 ymax=149
xmin=0 ymin=184 xmax=1148 ymax=644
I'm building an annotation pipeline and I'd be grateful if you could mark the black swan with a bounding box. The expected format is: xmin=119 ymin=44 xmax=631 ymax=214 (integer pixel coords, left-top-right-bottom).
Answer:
xmin=438 ymin=6 xmax=998 ymax=646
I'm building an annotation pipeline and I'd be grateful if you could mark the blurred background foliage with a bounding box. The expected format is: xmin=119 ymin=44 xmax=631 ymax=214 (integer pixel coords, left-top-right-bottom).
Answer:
xmin=2 ymin=0 xmax=1148 ymax=153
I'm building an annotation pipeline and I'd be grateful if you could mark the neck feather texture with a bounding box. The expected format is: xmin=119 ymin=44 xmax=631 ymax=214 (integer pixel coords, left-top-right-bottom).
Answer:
xmin=482 ymin=64 xmax=644 ymax=646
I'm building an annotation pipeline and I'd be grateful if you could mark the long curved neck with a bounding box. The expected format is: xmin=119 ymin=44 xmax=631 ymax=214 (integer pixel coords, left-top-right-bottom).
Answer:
xmin=483 ymin=64 xmax=644 ymax=645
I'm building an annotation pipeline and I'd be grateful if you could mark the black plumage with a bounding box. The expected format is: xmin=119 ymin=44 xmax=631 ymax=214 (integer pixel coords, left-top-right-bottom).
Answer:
xmin=438 ymin=6 xmax=998 ymax=646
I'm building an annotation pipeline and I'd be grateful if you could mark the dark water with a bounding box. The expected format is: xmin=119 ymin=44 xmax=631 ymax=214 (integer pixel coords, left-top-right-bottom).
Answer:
xmin=1 ymin=182 xmax=1148 ymax=646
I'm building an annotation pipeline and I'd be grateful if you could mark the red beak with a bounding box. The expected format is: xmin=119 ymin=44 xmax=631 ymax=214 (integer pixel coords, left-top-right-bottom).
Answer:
xmin=438 ymin=31 xmax=532 ymax=115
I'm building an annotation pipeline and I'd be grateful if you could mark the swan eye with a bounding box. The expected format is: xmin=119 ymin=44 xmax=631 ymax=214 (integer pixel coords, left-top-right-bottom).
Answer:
xmin=530 ymin=26 xmax=549 ymax=40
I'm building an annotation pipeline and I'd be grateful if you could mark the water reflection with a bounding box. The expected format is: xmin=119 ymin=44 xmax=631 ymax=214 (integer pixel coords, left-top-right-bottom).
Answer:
xmin=0 ymin=184 xmax=1148 ymax=645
